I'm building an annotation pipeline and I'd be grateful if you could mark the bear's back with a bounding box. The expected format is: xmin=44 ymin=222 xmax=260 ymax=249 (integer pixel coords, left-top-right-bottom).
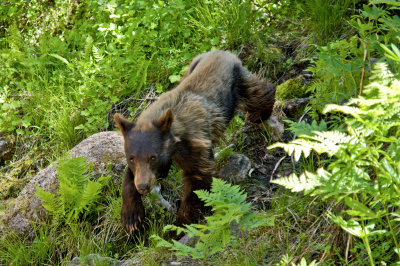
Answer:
xmin=177 ymin=50 xmax=242 ymax=98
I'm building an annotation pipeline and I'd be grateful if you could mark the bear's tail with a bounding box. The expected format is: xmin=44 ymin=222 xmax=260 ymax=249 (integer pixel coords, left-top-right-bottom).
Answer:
xmin=238 ymin=70 xmax=276 ymax=123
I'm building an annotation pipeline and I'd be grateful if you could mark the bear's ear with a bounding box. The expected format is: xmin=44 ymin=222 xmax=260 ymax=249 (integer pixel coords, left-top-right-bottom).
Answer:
xmin=114 ymin=113 xmax=135 ymax=135
xmin=156 ymin=108 xmax=174 ymax=132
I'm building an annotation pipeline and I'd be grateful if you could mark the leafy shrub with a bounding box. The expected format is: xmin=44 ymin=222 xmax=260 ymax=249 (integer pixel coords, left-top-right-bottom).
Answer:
xmin=269 ymin=63 xmax=400 ymax=264
xmin=151 ymin=178 xmax=274 ymax=262
xmin=35 ymin=156 xmax=110 ymax=224
xmin=307 ymin=2 xmax=400 ymax=119
xmin=307 ymin=36 xmax=363 ymax=117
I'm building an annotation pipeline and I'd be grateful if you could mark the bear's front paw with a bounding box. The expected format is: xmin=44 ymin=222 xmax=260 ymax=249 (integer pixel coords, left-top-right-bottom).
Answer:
xmin=121 ymin=200 xmax=145 ymax=232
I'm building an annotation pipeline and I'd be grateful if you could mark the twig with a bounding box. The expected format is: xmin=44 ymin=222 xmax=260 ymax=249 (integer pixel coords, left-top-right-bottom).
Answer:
xmin=359 ymin=38 xmax=368 ymax=96
xmin=214 ymin=144 xmax=234 ymax=158
xmin=345 ymin=233 xmax=352 ymax=262
xmin=297 ymin=106 xmax=312 ymax=124
xmin=269 ymin=156 xmax=286 ymax=180
xmin=286 ymin=207 xmax=298 ymax=225
xmin=106 ymin=86 xmax=157 ymax=124
xmin=269 ymin=106 xmax=312 ymax=179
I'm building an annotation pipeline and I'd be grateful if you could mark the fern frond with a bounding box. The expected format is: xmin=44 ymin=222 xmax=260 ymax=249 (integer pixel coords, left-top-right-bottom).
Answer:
xmin=382 ymin=102 xmax=400 ymax=120
xmin=35 ymin=186 xmax=60 ymax=213
xmin=369 ymin=0 xmax=400 ymax=6
xmin=7 ymin=23 xmax=24 ymax=52
xmin=36 ymin=156 xmax=109 ymax=223
xmin=271 ymin=169 xmax=328 ymax=194
xmin=309 ymin=131 xmax=357 ymax=150
xmin=270 ymin=130 xmax=356 ymax=161
xmin=153 ymin=178 xmax=273 ymax=260
xmin=71 ymin=180 xmax=103 ymax=221
xmin=323 ymin=104 xmax=363 ymax=116
xmin=285 ymin=119 xmax=327 ymax=137
xmin=84 ymin=35 xmax=94 ymax=59
xmin=92 ymin=45 xmax=103 ymax=62
xmin=56 ymin=156 xmax=89 ymax=191
xmin=80 ymin=181 xmax=103 ymax=210
xmin=369 ymin=63 xmax=394 ymax=85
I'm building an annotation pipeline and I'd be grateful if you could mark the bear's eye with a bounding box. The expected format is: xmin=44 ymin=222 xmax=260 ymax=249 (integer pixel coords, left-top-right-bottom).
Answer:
xmin=150 ymin=155 xmax=157 ymax=162
xmin=129 ymin=156 xmax=135 ymax=163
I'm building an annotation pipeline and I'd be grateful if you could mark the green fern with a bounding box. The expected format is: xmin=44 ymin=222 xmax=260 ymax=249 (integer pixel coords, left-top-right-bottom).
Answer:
xmin=151 ymin=178 xmax=274 ymax=261
xmin=92 ymin=45 xmax=103 ymax=62
xmin=35 ymin=156 xmax=110 ymax=223
xmin=271 ymin=168 xmax=327 ymax=194
xmin=369 ymin=0 xmax=400 ymax=6
xmin=269 ymin=131 xmax=356 ymax=161
xmin=269 ymin=63 xmax=400 ymax=263
xmin=35 ymin=188 xmax=60 ymax=213
xmin=285 ymin=119 xmax=327 ymax=137
xmin=84 ymin=35 xmax=94 ymax=60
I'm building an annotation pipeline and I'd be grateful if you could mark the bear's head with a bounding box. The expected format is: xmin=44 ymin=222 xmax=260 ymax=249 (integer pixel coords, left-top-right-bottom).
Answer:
xmin=114 ymin=108 xmax=175 ymax=194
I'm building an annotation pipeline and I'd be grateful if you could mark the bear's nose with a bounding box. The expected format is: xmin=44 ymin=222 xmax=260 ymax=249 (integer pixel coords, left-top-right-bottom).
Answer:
xmin=137 ymin=184 xmax=150 ymax=194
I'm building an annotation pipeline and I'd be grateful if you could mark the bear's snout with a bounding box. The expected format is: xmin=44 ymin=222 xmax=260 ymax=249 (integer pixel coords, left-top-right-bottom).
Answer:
xmin=137 ymin=183 xmax=150 ymax=194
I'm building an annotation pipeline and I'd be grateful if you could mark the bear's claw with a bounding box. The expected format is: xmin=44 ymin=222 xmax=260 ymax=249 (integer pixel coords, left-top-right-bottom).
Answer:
xmin=121 ymin=200 xmax=145 ymax=232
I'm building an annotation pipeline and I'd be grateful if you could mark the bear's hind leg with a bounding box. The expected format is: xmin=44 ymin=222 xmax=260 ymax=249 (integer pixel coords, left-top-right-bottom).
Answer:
xmin=238 ymin=70 xmax=276 ymax=123
xmin=177 ymin=171 xmax=213 ymax=226
xmin=174 ymin=144 xmax=215 ymax=226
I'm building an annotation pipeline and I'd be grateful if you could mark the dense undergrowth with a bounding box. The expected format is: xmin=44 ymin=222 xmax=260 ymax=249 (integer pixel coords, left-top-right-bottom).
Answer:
xmin=1 ymin=0 xmax=400 ymax=265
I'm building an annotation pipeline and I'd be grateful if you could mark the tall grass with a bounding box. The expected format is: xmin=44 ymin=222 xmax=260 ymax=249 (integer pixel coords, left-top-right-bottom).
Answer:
xmin=299 ymin=0 xmax=356 ymax=44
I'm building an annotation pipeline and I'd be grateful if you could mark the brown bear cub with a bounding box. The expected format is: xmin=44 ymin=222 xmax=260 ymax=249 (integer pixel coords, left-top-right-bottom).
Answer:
xmin=114 ymin=50 xmax=275 ymax=231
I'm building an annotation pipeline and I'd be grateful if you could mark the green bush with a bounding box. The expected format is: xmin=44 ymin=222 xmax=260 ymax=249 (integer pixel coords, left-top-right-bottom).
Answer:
xmin=269 ymin=63 xmax=400 ymax=264
xmin=307 ymin=2 xmax=400 ymax=118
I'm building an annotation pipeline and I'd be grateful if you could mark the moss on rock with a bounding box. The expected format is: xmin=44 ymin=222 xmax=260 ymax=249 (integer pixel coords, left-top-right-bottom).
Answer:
xmin=276 ymin=76 xmax=308 ymax=100
xmin=0 ymin=176 xmax=28 ymax=200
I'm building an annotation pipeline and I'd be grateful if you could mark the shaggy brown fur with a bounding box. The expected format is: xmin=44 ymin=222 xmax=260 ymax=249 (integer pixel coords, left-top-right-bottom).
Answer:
xmin=114 ymin=50 xmax=275 ymax=231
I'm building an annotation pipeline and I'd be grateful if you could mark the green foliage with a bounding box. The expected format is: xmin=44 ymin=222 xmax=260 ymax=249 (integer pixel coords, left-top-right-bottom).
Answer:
xmin=0 ymin=226 xmax=57 ymax=265
xmin=4 ymin=0 xmax=400 ymax=264
xmin=307 ymin=2 xmax=400 ymax=118
xmin=298 ymin=0 xmax=356 ymax=44
xmin=285 ymin=119 xmax=327 ymax=137
xmin=0 ymin=0 xmax=267 ymax=155
xmin=35 ymin=156 xmax=110 ymax=223
xmin=269 ymin=63 xmax=400 ymax=264
xmin=349 ymin=2 xmax=400 ymax=72
xmin=307 ymin=36 xmax=363 ymax=117
xmin=151 ymin=178 xmax=274 ymax=261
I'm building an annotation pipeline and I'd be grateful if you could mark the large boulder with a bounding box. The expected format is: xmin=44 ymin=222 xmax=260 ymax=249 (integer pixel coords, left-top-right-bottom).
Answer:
xmin=0 ymin=131 xmax=126 ymax=234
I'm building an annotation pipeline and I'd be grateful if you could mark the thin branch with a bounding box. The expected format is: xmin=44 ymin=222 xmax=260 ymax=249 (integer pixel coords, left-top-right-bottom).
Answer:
xmin=359 ymin=38 xmax=368 ymax=96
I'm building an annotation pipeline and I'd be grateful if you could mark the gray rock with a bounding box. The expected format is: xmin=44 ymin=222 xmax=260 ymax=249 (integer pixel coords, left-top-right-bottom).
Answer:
xmin=0 ymin=137 xmax=13 ymax=163
xmin=67 ymin=253 xmax=139 ymax=266
xmin=281 ymin=97 xmax=310 ymax=118
xmin=219 ymin=154 xmax=251 ymax=183
xmin=0 ymin=131 xmax=126 ymax=234
xmin=178 ymin=233 xmax=194 ymax=246
xmin=267 ymin=114 xmax=284 ymax=142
